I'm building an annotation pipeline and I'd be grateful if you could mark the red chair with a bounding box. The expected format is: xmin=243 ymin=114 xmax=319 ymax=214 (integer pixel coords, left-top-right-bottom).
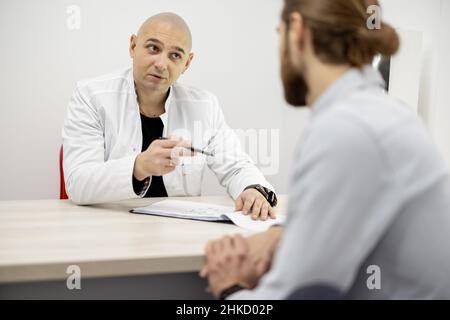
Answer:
xmin=59 ymin=145 xmax=68 ymax=199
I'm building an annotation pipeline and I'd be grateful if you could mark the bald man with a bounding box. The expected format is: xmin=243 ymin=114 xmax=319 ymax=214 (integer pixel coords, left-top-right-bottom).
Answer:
xmin=62 ymin=13 xmax=278 ymax=220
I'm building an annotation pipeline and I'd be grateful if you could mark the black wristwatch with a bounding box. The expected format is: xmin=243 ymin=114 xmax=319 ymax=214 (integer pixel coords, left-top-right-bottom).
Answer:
xmin=219 ymin=284 xmax=244 ymax=300
xmin=244 ymin=184 xmax=278 ymax=207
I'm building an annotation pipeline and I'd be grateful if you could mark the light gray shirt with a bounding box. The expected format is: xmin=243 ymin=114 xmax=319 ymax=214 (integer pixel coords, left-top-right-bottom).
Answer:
xmin=231 ymin=66 xmax=450 ymax=299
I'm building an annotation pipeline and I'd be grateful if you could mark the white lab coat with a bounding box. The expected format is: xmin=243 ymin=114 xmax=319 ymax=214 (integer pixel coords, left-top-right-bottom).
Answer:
xmin=62 ymin=68 xmax=273 ymax=205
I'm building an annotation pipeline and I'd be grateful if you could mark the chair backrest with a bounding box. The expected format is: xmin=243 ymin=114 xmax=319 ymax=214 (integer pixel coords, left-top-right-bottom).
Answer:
xmin=59 ymin=145 xmax=68 ymax=200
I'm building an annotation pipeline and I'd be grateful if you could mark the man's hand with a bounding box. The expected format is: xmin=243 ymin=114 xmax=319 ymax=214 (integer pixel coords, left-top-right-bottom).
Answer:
xmin=246 ymin=226 xmax=283 ymax=274
xmin=200 ymin=234 xmax=267 ymax=298
xmin=235 ymin=188 xmax=276 ymax=220
xmin=200 ymin=227 xmax=284 ymax=298
xmin=133 ymin=137 xmax=194 ymax=180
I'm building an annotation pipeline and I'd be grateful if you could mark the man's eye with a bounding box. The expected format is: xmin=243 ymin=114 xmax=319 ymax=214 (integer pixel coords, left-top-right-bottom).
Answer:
xmin=171 ymin=53 xmax=181 ymax=60
xmin=148 ymin=45 xmax=159 ymax=53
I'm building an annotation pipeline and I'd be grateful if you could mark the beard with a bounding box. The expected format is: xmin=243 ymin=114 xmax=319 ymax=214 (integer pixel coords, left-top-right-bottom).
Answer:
xmin=280 ymin=46 xmax=309 ymax=107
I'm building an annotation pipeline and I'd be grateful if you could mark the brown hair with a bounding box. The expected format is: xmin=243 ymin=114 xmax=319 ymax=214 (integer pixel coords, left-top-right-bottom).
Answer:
xmin=282 ymin=0 xmax=399 ymax=67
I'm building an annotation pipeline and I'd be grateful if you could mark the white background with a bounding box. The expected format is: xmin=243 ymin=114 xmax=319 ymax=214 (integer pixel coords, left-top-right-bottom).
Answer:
xmin=0 ymin=0 xmax=449 ymax=200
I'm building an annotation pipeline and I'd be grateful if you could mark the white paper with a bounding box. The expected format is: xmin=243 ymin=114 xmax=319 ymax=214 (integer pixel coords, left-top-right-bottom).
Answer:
xmin=223 ymin=211 xmax=285 ymax=232
xmin=131 ymin=199 xmax=285 ymax=231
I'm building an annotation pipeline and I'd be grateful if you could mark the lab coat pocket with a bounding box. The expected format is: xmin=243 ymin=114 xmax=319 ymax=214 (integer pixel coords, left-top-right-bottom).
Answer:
xmin=178 ymin=155 xmax=206 ymax=196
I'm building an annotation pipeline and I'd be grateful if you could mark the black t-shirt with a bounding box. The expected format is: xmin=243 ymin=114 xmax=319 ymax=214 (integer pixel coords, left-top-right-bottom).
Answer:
xmin=132 ymin=114 xmax=168 ymax=197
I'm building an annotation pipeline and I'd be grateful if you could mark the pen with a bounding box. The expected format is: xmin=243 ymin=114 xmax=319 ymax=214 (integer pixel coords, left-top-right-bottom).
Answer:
xmin=159 ymin=137 xmax=215 ymax=157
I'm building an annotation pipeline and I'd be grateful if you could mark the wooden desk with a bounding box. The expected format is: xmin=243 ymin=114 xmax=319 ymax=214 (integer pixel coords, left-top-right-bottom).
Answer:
xmin=0 ymin=196 xmax=286 ymax=299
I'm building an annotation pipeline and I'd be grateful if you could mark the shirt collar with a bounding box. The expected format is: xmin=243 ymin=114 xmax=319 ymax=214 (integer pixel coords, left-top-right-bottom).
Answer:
xmin=311 ymin=65 xmax=386 ymax=116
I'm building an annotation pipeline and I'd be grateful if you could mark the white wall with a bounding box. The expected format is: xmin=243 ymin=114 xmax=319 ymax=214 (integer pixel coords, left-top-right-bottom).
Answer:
xmin=381 ymin=0 xmax=450 ymax=166
xmin=0 ymin=0 xmax=449 ymax=201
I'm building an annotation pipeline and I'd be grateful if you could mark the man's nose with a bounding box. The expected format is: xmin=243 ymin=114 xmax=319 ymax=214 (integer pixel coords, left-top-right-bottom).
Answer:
xmin=154 ymin=54 xmax=169 ymax=72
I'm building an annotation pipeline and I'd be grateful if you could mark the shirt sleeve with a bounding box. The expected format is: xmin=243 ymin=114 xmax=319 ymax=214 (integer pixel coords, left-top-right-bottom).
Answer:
xmin=229 ymin=114 xmax=400 ymax=299
xmin=132 ymin=176 xmax=151 ymax=197
xmin=205 ymin=93 xmax=275 ymax=200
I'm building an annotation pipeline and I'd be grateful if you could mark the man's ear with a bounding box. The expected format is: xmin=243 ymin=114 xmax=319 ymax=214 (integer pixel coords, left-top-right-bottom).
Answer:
xmin=129 ymin=34 xmax=137 ymax=58
xmin=288 ymin=12 xmax=305 ymax=51
xmin=182 ymin=52 xmax=194 ymax=74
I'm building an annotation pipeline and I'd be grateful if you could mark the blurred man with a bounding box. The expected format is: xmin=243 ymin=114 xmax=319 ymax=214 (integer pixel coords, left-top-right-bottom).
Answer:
xmin=202 ymin=0 xmax=450 ymax=299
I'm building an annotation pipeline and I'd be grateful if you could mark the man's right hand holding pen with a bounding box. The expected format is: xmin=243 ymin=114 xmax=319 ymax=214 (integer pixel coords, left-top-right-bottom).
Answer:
xmin=133 ymin=136 xmax=195 ymax=181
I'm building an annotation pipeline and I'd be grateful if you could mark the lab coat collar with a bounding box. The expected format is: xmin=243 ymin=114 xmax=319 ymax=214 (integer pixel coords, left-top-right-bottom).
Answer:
xmin=126 ymin=67 xmax=173 ymax=133
xmin=311 ymin=65 xmax=386 ymax=117
xmin=160 ymin=87 xmax=172 ymax=133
